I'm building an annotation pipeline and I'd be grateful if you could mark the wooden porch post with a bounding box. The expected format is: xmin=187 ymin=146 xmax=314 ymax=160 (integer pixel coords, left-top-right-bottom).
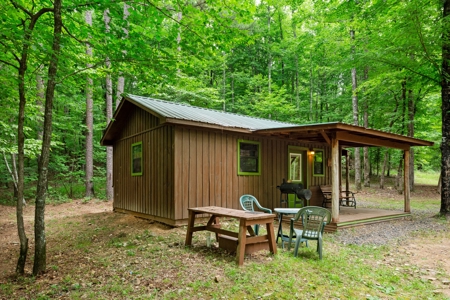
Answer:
xmin=404 ymin=149 xmax=410 ymax=213
xmin=331 ymin=137 xmax=340 ymax=223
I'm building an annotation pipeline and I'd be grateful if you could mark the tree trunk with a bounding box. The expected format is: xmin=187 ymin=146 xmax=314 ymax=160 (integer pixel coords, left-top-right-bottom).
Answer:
xmin=407 ymin=88 xmax=415 ymax=191
xmin=85 ymin=10 xmax=95 ymax=198
xmin=438 ymin=173 xmax=442 ymax=194
xmin=116 ymin=3 xmax=130 ymax=108
xmin=15 ymin=5 xmax=44 ymax=276
xmin=104 ymin=9 xmax=114 ymax=201
xmin=380 ymin=149 xmax=389 ymax=189
xmin=291 ymin=8 xmax=299 ymax=112
xmin=396 ymin=158 xmax=404 ymax=194
xmin=36 ymin=66 xmax=45 ymax=142
xmin=309 ymin=53 xmax=313 ymax=121
xmin=231 ymin=74 xmax=235 ymax=112
xmin=222 ymin=53 xmax=226 ymax=111
xmin=351 ymin=29 xmax=361 ymax=191
xmin=277 ymin=10 xmax=284 ymax=87
xmin=441 ymin=0 xmax=450 ymax=215
xmin=267 ymin=5 xmax=271 ymax=94
xmin=363 ymin=67 xmax=370 ymax=187
xmin=33 ymin=0 xmax=62 ymax=276
xmin=2 ymin=152 xmax=25 ymax=205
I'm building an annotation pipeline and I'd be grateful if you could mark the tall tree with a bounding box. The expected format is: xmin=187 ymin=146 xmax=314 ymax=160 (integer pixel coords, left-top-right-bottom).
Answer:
xmin=104 ymin=9 xmax=113 ymax=201
xmin=85 ymin=10 xmax=94 ymax=198
xmin=363 ymin=68 xmax=370 ymax=187
xmin=33 ymin=0 xmax=62 ymax=275
xmin=441 ymin=0 xmax=450 ymax=215
xmin=1 ymin=1 xmax=54 ymax=275
xmin=350 ymin=28 xmax=362 ymax=191
xmin=116 ymin=3 xmax=130 ymax=108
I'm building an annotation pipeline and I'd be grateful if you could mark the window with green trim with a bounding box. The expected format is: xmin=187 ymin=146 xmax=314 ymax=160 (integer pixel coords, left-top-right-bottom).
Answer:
xmin=313 ymin=150 xmax=325 ymax=176
xmin=238 ymin=140 xmax=261 ymax=175
xmin=131 ymin=142 xmax=143 ymax=176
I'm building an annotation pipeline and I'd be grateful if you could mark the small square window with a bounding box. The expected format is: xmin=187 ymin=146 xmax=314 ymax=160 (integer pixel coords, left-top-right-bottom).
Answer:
xmin=238 ymin=140 xmax=261 ymax=175
xmin=131 ymin=142 xmax=143 ymax=176
xmin=313 ymin=150 xmax=325 ymax=176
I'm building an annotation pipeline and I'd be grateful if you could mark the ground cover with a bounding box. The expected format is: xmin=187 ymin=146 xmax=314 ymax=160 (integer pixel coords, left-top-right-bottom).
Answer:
xmin=0 ymin=176 xmax=449 ymax=299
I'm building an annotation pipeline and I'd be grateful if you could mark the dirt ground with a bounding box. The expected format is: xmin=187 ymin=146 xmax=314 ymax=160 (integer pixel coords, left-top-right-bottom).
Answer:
xmin=1 ymin=194 xmax=450 ymax=297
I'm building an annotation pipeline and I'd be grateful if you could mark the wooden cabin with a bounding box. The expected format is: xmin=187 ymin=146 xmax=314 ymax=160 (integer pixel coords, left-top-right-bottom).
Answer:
xmin=101 ymin=94 xmax=433 ymax=228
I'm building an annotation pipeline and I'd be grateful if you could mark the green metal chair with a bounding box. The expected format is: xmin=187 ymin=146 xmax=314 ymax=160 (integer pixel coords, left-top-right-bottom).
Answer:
xmin=288 ymin=206 xmax=331 ymax=259
xmin=239 ymin=194 xmax=272 ymax=236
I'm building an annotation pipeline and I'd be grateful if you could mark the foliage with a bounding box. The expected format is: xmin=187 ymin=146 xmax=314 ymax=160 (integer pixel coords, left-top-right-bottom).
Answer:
xmin=0 ymin=0 xmax=444 ymax=203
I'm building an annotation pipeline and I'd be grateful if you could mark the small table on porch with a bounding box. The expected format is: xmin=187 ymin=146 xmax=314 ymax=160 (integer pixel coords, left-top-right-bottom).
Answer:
xmin=185 ymin=206 xmax=277 ymax=266
xmin=274 ymin=208 xmax=300 ymax=248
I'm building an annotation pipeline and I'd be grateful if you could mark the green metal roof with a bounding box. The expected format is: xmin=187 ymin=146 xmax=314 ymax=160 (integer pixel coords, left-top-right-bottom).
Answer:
xmin=127 ymin=94 xmax=298 ymax=131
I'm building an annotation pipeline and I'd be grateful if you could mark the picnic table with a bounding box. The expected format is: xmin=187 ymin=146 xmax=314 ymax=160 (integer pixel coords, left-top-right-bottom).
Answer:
xmin=185 ymin=206 xmax=277 ymax=266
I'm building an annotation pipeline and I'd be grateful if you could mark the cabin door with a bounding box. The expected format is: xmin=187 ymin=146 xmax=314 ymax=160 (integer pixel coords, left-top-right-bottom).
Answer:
xmin=287 ymin=147 xmax=307 ymax=208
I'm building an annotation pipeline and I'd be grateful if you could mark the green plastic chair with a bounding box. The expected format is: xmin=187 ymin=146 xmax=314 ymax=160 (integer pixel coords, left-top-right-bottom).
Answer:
xmin=288 ymin=206 xmax=331 ymax=259
xmin=239 ymin=194 xmax=272 ymax=236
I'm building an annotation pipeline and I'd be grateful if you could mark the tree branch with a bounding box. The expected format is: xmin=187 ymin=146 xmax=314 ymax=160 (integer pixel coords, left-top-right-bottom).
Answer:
xmin=0 ymin=39 xmax=21 ymax=64
xmin=143 ymin=0 xmax=205 ymax=44
xmin=413 ymin=14 xmax=440 ymax=72
xmin=371 ymin=57 xmax=439 ymax=85
xmin=62 ymin=23 xmax=88 ymax=44
xmin=0 ymin=59 xmax=19 ymax=69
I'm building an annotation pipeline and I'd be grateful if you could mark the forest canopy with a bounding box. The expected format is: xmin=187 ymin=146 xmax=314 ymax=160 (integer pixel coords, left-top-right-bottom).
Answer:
xmin=0 ymin=0 xmax=443 ymax=202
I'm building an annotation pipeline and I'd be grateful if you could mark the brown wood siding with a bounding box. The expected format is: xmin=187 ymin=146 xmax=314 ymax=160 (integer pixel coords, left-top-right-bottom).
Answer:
xmin=113 ymin=107 xmax=175 ymax=220
xmin=114 ymin=101 xmax=159 ymax=141
xmin=173 ymin=126 xmax=331 ymax=221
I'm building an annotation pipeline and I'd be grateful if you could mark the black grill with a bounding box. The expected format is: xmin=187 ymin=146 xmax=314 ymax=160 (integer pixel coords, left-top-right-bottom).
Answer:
xmin=277 ymin=179 xmax=312 ymax=207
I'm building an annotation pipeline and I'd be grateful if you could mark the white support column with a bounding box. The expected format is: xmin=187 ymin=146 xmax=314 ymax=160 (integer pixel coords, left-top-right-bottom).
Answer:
xmin=331 ymin=137 xmax=340 ymax=223
xmin=404 ymin=149 xmax=410 ymax=213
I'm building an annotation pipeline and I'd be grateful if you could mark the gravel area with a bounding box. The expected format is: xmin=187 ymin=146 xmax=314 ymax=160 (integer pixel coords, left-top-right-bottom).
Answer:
xmin=333 ymin=210 xmax=447 ymax=246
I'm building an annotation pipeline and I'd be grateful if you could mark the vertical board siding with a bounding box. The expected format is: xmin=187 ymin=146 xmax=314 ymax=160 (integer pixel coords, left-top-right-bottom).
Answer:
xmin=173 ymin=126 xmax=331 ymax=221
xmin=113 ymin=106 xmax=175 ymax=221
xmin=112 ymin=106 xmax=332 ymax=224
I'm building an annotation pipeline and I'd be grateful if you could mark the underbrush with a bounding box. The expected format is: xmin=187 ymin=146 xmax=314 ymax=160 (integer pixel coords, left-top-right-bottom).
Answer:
xmin=0 ymin=176 xmax=107 ymax=206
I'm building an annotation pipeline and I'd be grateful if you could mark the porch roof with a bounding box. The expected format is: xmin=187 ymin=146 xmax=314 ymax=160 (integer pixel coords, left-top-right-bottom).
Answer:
xmin=255 ymin=122 xmax=434 ymax=150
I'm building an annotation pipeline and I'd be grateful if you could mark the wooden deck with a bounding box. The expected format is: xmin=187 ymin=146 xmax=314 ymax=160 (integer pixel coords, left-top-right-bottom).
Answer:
xmin=276 ymin=207 xmax=410 ymax=233
xmin=325 ymin=207 xmax=411 ymax=232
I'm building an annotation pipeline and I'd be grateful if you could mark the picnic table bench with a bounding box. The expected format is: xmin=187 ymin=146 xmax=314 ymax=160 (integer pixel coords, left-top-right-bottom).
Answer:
xmin=185 ymin=206 xmax=277 ymax=266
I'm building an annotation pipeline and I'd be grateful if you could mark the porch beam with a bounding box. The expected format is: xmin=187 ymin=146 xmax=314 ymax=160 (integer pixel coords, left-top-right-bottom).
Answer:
xmin=404 ymin=149 xmax=411 ymax=212
xmin=320 ymin=130 xmax=331 ymax=145
xmin=331 ymin=137 xmax=340 ymax=223
xmin=336 ymin=131 xmax=409 ymax=150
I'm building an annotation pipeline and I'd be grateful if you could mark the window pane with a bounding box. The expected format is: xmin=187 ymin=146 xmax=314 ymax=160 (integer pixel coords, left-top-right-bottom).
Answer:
xmin=238 ymin=140 xmax=260 ymax=175
xmin=289 ymin=153 xmax=302 ymax=181
xmin=132 ymin=142 xmax=142 ymax=175
xmin=314 ymin=150 xmax=324 ymax=175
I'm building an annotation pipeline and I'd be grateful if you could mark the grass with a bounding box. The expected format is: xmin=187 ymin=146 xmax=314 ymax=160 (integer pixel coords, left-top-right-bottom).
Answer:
xmin=0 ymin=172 xmax=448 ymax=299
xmin=2 ymin=216 xmax=449 ymax=299
xmin=415 ymin=171 xmax=440 ymax=185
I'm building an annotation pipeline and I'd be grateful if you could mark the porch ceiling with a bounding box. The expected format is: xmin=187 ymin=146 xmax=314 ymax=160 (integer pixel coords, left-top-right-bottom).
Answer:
xmin=254 ymin=122 xmax=434 ymax=150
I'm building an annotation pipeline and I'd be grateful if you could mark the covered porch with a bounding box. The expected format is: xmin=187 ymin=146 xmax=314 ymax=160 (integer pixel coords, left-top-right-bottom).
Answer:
xmin=256 ymin=122 xmax=433 ymax=230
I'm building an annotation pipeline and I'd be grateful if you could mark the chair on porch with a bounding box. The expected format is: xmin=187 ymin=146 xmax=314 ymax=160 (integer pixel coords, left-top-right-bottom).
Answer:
xmin=239 ymin=194 xmax=272 ymax=236
xmin=288 ymin=206 xmax=331 ymax=260
xmin=320 ymin=185 xmax=357 ymax=209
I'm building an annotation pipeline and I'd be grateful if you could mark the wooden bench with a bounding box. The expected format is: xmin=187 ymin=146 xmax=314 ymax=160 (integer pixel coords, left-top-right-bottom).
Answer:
xmin=319 ymin=185 xmax=357 ymax=208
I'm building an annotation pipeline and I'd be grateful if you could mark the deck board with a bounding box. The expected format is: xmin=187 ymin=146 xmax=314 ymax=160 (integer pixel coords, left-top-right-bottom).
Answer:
xmin=326 ymin=207 xmax=410 ymax=231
